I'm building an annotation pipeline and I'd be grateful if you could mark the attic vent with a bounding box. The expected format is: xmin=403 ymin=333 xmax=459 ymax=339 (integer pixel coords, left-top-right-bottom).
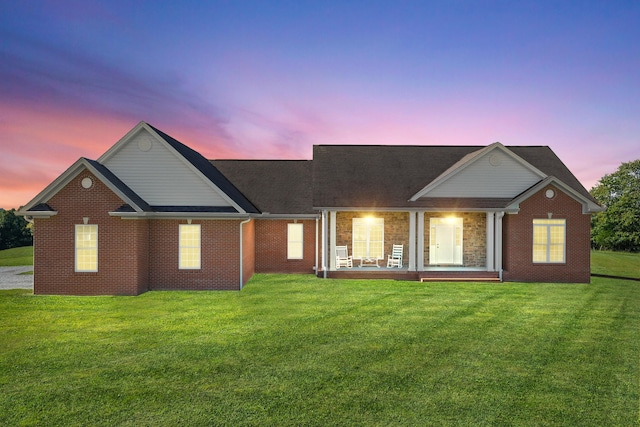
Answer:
xmin=489 ymin=154 xmax=502 ymax=166
xmin=81 ymin=177 xmax=93 ymax=189
xmin=137 ymin=138 xmax=152 ymax=152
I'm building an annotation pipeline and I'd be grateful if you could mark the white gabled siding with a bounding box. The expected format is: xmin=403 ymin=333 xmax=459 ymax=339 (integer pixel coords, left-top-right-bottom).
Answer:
xmin=426 ymin=152 xmax=542 ymax=198
xmin=103 ymin=130 xmax=233 ymax=207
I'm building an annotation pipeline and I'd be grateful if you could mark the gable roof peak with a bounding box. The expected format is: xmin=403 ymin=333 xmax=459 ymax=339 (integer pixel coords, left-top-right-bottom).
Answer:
xmin=409 ymin=142 xmax=548 ymax=201
xmin=96 ymin=121 xmax=259 ymax=214
xmin=19 ymin=157 xmax=150 ymax=216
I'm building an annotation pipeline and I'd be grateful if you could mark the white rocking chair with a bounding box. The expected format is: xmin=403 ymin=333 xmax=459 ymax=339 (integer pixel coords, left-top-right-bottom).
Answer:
xmin=335 ymin=245 xmax=353 ymax=269
xmin=387 ymin=244 xmax=403 ymax=268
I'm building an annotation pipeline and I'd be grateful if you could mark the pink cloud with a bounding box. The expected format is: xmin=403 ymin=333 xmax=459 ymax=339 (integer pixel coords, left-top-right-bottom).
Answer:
xmin=0 ymin=101 xmax=251 ymax=209
xmin=0 ymin=102 xmax=133 ymax=208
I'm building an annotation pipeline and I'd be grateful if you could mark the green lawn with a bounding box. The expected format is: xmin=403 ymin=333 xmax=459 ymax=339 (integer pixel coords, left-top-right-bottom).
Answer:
xmin=0 ymin=246 xmax=33 ymax=267
xmin=1 ymin=272 xmax=639 ymax=425
xmin=591 ymin=250 xmax=640 ymax=279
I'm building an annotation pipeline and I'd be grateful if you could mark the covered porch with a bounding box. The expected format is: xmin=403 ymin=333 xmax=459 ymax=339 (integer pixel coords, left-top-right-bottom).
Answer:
xmin=319 ymin=210 xmax=505 ymax=282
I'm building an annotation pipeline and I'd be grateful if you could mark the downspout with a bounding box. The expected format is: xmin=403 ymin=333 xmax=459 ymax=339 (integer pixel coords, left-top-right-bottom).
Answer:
xmin=496 ymin=212 xmax=505 ymax=281
xmin=239 ymin=218 xmax=251 ymax=290
xmin=315 ymin=216 xmax=319 ymax=277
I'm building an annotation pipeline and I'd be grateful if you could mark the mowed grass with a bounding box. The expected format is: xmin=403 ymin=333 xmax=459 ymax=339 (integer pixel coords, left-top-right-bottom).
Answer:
xmin=591 ymin=250 xmax=640 ymax=279
xmin=1 ymin=273 xmax=639 ymax=426
xmin=0 ymin=246 xmax=33 ymax=267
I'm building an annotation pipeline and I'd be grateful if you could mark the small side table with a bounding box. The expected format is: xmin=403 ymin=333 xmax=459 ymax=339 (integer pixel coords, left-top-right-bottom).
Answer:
xmin=359 ymin=258 xmax=380 ymax=268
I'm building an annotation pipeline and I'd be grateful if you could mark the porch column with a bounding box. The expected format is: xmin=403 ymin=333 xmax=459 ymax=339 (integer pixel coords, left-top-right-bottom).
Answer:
xmin=329 ymin=211 xmax=337 ymax=270
xmin=486 ymin=212 xmax=495 ymax=271
xmin=408 ymin=212 xmax=416 ymax=271
xmin=321 ymin=210 xmax=328 ymax=277
xmin=417 ymin=211 xmax=425 ymax=271
xmin=495 ymin=212 xmax=505 ymax=275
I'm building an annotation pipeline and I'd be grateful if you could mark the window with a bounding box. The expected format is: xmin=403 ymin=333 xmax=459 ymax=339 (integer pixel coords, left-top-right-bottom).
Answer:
xmin=75 ymin=225 xmax=98 ymax=272
xmin=179 ymin=224 xmax=201 ymax=269
xmin=287 ymin=223 xmax=304 ymax=259
xmin=533 ymin=219 xmax=566 ymax=263
xmin=352 ymin=218 xmax=384 ymax=259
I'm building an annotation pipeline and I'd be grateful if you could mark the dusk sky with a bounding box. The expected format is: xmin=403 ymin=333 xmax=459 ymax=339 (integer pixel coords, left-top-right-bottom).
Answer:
xmin=1 ymin=1 xmax=639 ymax=209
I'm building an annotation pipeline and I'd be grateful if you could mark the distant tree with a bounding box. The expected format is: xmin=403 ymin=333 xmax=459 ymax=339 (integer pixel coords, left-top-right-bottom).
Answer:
xmin=590 ymin=159 xmax=640 ymax=251
xmin=0 ymin=209 xmax=33 ymax=250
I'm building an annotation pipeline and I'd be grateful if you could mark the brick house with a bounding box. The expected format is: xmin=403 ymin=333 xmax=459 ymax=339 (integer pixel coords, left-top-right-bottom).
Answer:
xmin=20 ymin=121 xmax=603 ymax=295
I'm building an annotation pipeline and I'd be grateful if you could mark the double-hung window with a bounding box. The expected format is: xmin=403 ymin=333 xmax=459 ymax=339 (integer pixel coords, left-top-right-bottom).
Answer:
xmin=533 ymin=219 xmax=566 ymax=263
xmin=287 ymin=223 xmax=304 ymax=259
xmin=179 ymin=224 xmax=201 ymax=269
xmin=75 ymin=225 xmax=98 ymax=272
xmin=352 ymin=218 xmax=384 ymax=259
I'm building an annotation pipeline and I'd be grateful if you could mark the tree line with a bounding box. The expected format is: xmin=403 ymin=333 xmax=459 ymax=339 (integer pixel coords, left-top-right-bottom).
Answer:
xmin=590 ymin=159 xmax=640 ymax=252
xmin=0 ymin=209 xmax=33 ymax=250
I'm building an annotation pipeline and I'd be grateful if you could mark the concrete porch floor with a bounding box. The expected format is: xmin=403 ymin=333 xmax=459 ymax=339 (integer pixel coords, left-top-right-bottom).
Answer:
xmin=323 ymin=266 xmax=501 ymax=282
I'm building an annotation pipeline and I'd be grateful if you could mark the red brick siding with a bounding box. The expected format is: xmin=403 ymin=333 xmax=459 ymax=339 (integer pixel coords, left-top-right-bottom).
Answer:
xmin=423 ymin=212 xmax=486 ymax=267
xmin=255 ymin=219 xmax=316 ymax=273
xmin=502 ymin=185 xmax=591 ymax=283
xmin=149 ymin=219 xmax=243 ymax=290
xmin=242 ymin=219 xmax=255 ymax=286
xmin=33 ymin=170 xmax=149 ymax=295
xmin=335 ymin=212 xmax=410 ymax=266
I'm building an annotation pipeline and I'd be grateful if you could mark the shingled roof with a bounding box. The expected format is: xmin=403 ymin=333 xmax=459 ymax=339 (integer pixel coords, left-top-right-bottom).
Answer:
xmin=311 ymin=145 xmax=596 ymax=209
xmin=148 ymin=124 xmax=260 ymax=214
xmin=85 ymin=159 xmax=152 ymax=212
xmin=212 ymin=160 xmax=314 ymax=215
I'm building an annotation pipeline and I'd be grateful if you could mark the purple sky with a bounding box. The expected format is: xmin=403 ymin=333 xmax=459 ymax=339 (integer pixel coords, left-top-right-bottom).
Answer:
xmin=1 ymin=1 xmax=639 ymax=209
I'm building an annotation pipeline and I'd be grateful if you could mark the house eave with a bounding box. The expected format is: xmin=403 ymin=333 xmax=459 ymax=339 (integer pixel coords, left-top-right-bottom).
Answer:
xmin=255 ymin=213 xmax=320 ymax=219
xmin=18 ymin=210 xmax=58 ymax=219
xmin=507 ymin=176 xmax=605 ymax=215
xmin=313 ymin=206 xmax=517 ymax=213
xmin=110 ymin=211 xmax=253 ymax=220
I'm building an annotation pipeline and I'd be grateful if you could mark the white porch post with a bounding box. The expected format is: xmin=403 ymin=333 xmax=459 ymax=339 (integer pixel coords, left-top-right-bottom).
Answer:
xmin=408 ymin=212 xmax=416 ymax=271
xmin=329 ymin=211 xmax=337 ymax=270
xmin=321 ymin=210 xmax=328 ymax=277
xmin=495 ymin=212 xmax=505 ymax=276
xmin=417 ymin=211 xmax=425 ymax=271
xmin=486 ymin=212 xmax=495 ymax=271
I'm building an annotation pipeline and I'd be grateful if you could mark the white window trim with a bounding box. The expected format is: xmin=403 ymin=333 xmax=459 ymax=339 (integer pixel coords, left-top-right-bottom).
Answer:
xmin=75 ymin=224 xmax=98 ymax=272
xmin=287 ymin=223 xmax=304 ymax=260
xmin=533 ymin=219 xmax=566 ymax=264
xmin=179 ymin=224 xmax=201 ymax=270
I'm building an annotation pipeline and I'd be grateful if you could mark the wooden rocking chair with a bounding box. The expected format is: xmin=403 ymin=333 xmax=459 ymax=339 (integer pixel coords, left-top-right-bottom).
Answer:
xmin=387 ymin=244 xmax=403 ymax=268
xmin=335 ymin=245 xmax=353 ymax=269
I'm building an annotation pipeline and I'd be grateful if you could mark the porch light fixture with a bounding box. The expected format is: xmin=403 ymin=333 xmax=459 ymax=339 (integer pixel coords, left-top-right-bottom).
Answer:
xmin=443 ymin=216 xmax=458 ymax=224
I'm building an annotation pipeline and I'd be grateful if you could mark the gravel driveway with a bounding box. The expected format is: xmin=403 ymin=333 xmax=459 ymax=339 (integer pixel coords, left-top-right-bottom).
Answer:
xmin=0 ymin=266 xmax=34 ymax=290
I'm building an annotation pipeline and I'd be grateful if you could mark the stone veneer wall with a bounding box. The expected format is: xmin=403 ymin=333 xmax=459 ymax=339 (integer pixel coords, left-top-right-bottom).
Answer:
xmin=423 ymin=212 xmax=486 ymax=267
xmin=335 ymin=211 xmax=410 ymax=266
